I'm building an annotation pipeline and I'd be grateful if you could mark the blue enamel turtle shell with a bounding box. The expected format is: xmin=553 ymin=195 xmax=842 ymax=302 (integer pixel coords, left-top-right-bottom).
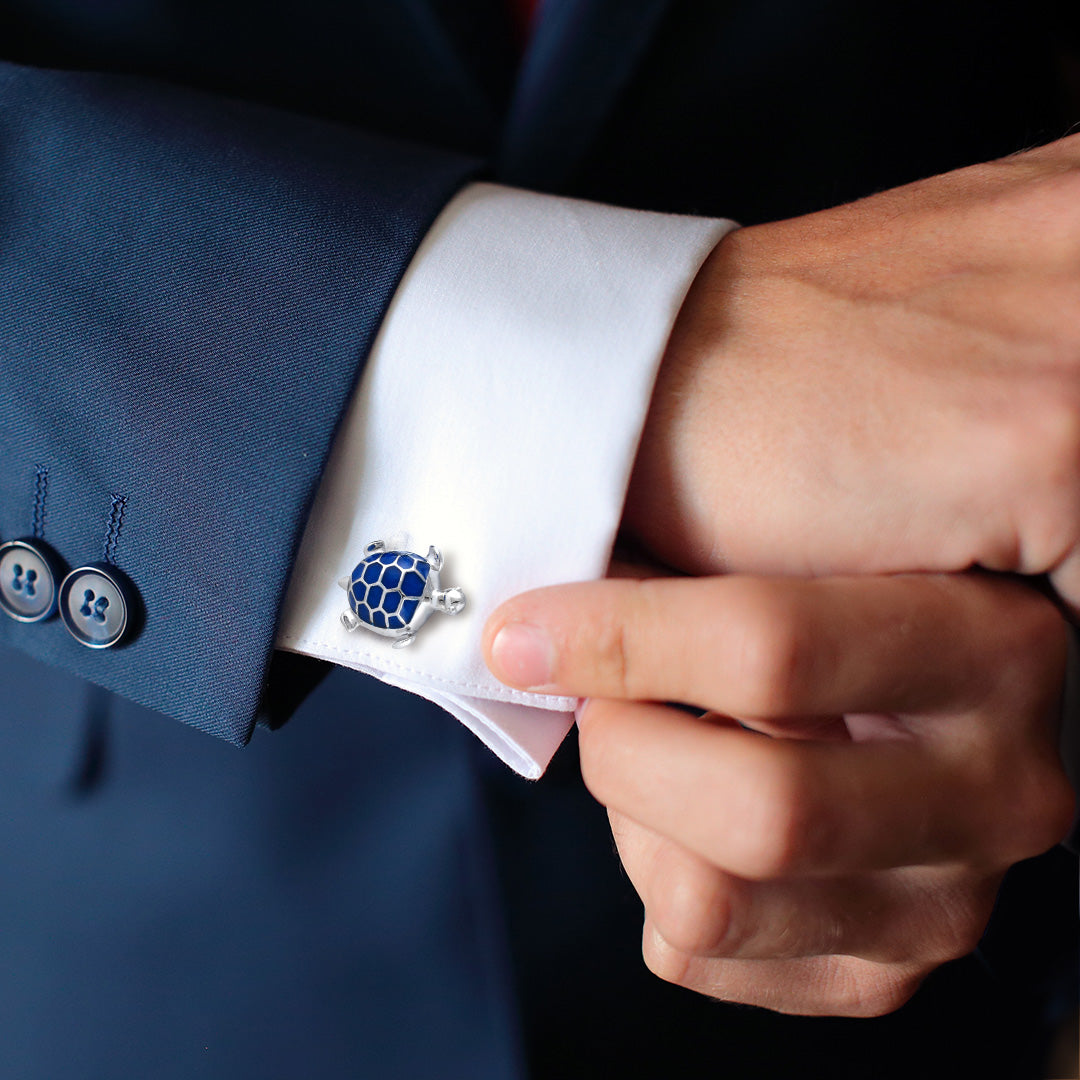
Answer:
xmin=347 ymin=550 xmax=431 ymax=632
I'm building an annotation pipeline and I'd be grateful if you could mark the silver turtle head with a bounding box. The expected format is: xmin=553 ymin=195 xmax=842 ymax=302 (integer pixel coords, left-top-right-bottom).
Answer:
xmin=432 ymin=587 xmax=465 ymax=615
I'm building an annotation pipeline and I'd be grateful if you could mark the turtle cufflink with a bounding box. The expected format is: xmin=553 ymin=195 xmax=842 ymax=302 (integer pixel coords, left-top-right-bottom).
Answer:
xmin=339 ymin=540 xmax=465 ymax=648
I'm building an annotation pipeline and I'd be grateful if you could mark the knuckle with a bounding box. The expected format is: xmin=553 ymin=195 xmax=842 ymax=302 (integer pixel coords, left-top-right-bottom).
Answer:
xmin=588 ymin=602 xmax=634 ymax=699
xmin=989 ymin=713 xmax=1077 ymax=854
xmin=1019 ymin=764 xmax=1077 ymax=853
xmin=923 ymin=883 xmax=997 ymax=963
xmin=943 ymin=915 xmax=991 ymax=963
xmin=1043 ymin=774 xmax=1078 ymax=847
xmin=641 ymin=924 xmax=692 ymax=988
xmin=588 ymin=578 xmax=671 ymax=701
xmin=976 ymin=751 xmax=1074 ymax=866
xmin=728 ymin=585 xmax=815 ymax=717
xmin=734 ymin=751 xmax=821 ymax=878
xmin=647 ymin=866 xmax=736 ymax=956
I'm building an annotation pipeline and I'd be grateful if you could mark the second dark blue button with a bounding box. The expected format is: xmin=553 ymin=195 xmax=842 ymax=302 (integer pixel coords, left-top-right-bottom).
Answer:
xmin=59 ymin=564 xmax=134 ymax=649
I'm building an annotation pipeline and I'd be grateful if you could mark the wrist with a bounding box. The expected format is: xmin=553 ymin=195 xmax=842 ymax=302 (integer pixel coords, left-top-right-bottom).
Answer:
xmin=624 ymin=229 xmax=741 ymax=574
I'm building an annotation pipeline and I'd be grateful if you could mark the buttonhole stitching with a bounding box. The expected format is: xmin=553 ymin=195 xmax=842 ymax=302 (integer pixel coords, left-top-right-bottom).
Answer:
xmin=103 ymin=494 xmax=127 ymax=565
xmin=31 ymin=465 xmax=48 ymax=540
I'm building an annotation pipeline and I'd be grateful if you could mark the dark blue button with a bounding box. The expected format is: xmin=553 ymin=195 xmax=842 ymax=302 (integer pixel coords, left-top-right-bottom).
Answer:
xmin=59 ymin=564 xmax=134 ymax=649
xmin=0 ymin=539 xmax=63 ymax=623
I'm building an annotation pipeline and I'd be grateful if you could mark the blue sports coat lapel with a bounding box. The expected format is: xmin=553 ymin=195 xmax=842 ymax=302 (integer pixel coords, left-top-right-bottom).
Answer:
xmin=498 ymin=0 xmax=678 ymax=189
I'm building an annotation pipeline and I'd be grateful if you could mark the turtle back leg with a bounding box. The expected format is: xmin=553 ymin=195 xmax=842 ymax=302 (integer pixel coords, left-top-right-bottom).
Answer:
xmin=341 ymin=611 xmax=361 ymax=632
xmin=392 ymin=628 xmax=416 ymax=648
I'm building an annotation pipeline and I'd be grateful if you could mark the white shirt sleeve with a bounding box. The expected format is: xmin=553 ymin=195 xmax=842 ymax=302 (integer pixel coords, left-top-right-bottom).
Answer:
xmin=275 ymin=182 xmax=736 ymax=778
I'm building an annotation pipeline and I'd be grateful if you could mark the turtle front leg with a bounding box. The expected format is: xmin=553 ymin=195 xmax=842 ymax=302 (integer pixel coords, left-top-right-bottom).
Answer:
xmin=392 ymin=628 xmax=416 ymax=648
xmin=426 ymin=545 xmax=443 ymax=571
xmin=365 ymin=540 xmax=386 ymax=555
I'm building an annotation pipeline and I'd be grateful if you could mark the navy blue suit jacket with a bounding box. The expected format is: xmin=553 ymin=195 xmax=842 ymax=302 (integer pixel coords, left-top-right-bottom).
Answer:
xmin=0 ymin=2 xmax=1075 ymax=1077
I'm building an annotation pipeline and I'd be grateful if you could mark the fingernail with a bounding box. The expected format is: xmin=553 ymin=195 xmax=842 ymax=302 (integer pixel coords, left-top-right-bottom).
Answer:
xmin=490 ymin=623 xmax=555 ymax=689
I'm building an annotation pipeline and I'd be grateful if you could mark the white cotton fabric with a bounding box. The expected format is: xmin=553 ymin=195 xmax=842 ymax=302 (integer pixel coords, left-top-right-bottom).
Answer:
xmin=276 ymin=182 xmax=735 ymax=778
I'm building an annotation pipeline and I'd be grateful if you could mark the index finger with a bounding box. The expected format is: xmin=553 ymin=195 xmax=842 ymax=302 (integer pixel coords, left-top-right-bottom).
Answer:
xmin=576 ymin=698 xmax=1074 ymax=877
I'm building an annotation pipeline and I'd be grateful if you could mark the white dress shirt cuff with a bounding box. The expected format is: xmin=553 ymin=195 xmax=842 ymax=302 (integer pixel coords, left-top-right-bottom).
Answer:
xmin=276 ymin=182 xmax=736 ymax=778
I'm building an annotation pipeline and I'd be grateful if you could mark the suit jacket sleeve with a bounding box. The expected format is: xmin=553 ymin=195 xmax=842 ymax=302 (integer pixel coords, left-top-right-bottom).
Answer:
xmin=0 ymin=61 xmax=478 ymax=745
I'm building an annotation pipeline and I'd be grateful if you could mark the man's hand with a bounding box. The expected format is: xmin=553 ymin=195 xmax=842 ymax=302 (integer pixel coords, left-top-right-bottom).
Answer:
xmin=483 ymin=573 xmax=1075 ymax=1015
xmin=626 ymin=134 xmax=1080 ymax=610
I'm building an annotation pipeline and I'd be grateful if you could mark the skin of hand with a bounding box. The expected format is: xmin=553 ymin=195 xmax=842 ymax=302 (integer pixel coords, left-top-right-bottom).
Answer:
xmin=624 ymin=134 xmax=1080 ymax=612
xmin=483 ymin=573 xmax=1076 ymax=1016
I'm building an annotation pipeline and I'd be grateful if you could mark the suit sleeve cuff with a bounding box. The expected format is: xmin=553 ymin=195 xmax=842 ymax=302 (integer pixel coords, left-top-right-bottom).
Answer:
xmin=276 ymin=182 xmax=736 ymax=777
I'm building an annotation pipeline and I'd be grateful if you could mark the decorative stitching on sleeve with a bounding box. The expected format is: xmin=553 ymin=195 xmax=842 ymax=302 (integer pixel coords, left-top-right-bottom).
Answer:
xmin=103 ymin=494 xmax=127 ymax=565
xmin=31 ymin=466 xmax=48 ymax=540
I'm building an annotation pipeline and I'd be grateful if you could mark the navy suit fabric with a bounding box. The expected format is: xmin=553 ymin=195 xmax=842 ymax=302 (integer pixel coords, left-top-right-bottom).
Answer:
xmin=0 ymin=1 xmax=1077 ymax=1077
xmin=0 ymin=64 xmax=475 ymax=744
xmin=0 ymin=655 xmax=524 ymax=1080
